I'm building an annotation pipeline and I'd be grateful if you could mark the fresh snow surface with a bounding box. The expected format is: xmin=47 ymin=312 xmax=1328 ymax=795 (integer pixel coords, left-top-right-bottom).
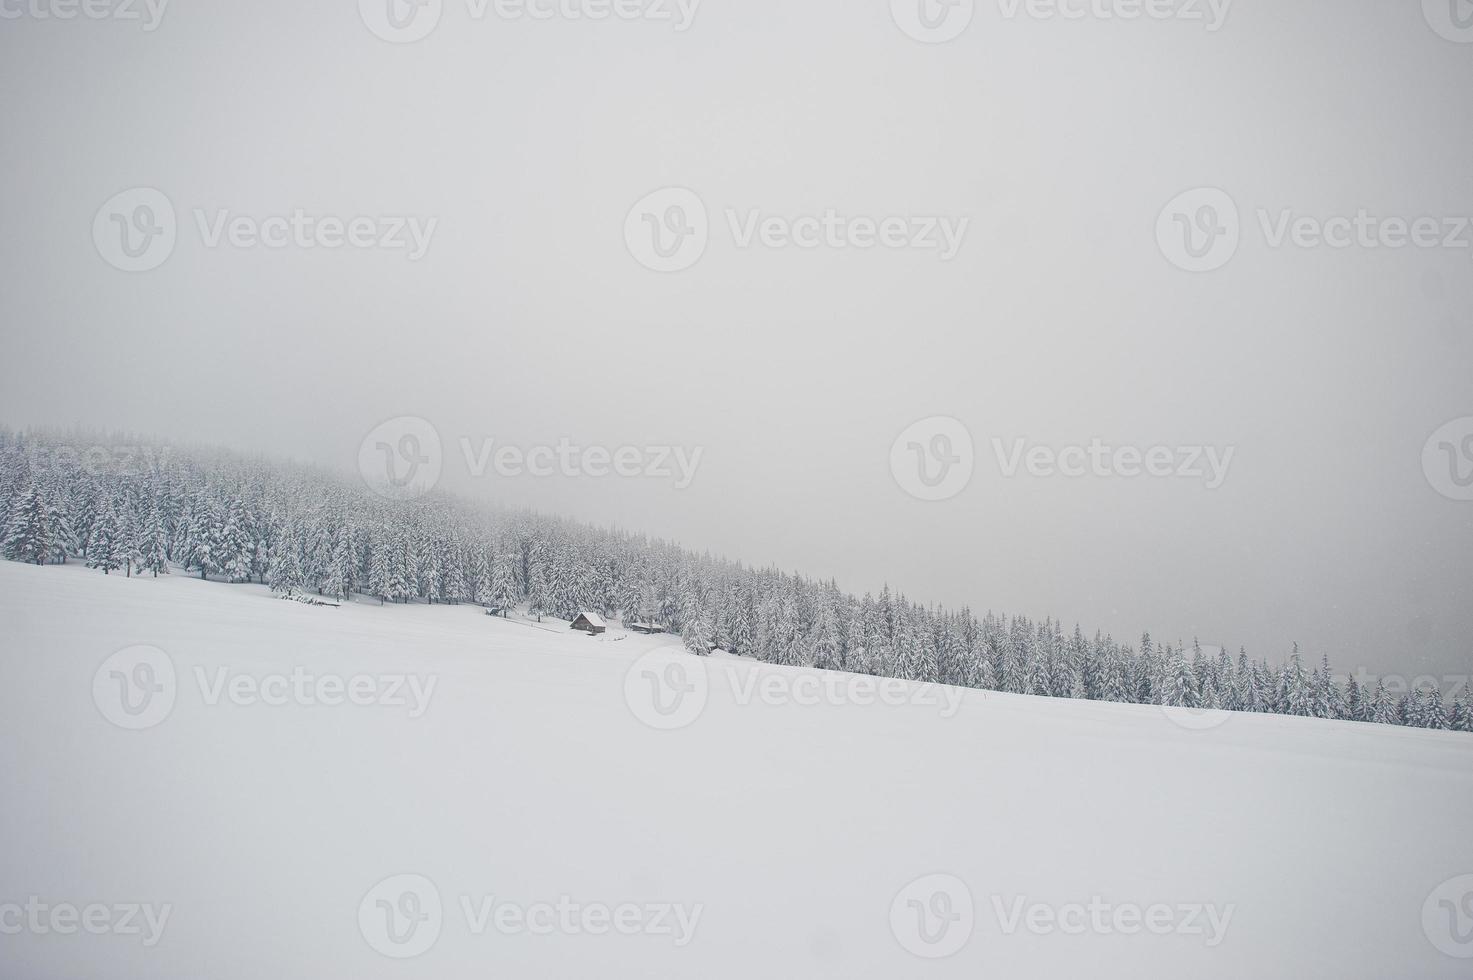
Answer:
xmin=2 ymin=560 xmax=1472 ymax=979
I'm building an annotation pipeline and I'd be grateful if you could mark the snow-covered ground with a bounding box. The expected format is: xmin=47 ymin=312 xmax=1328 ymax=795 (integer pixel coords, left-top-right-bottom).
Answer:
xmin=2 ymin=560 xmax=1471 ymax=979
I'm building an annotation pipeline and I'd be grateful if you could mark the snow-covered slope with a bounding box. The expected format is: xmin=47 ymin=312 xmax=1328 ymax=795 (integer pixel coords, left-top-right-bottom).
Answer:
xmin=1 ymin=560 xmax=1471 ymax=979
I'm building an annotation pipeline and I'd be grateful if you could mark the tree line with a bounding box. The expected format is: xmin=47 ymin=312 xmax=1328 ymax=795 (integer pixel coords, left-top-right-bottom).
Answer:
xmin=2 ymin=427 xmax=1469 ymax=733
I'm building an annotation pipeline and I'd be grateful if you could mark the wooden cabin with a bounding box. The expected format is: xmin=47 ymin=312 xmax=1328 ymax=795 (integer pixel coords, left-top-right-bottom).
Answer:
xmin=570 ymin=611 xmax=607 ymax=635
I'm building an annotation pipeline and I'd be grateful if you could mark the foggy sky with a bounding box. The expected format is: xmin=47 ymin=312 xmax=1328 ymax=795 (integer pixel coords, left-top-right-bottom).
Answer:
xmin=2 ymin=0 xmax=1471 ymax=680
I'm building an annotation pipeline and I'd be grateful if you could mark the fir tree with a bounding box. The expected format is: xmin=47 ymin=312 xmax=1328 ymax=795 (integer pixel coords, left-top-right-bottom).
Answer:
xmin=1450 ymin=691 xmax=1473 ymax=733
xmin=682 ymin=614 xmax=713 ymax=656
xmin=2 ymin=484 xmax=52 ymax=565
xmin=1369 ymin=679 xmax=1397 ymax=726
xmin=1284 ymin=650 xmax=1314 ymax=717
xmin=139 ymin=501 xmax=169 ymax=576
xmin=1162 ymin=645 xmax=1198 ymax=708
xmin=367 ymin=537 xmax=391 ymax=604
xmin=84 ymin=500 xmax=125 ymax=574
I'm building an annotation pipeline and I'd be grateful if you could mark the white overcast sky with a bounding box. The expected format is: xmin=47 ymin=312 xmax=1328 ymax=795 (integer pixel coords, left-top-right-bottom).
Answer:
xmin=2 ymin=0 xmax=1471 ymax=678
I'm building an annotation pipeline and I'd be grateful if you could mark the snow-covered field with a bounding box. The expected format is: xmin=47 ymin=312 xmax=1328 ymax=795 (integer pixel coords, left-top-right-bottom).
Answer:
xmin=2 ymin=559 xmax=1471 ymax=979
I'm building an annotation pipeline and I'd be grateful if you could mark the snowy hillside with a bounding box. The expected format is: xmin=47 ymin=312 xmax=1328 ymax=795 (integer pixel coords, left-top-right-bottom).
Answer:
xmin=2 ymin=559 xmax=1472 ymax=979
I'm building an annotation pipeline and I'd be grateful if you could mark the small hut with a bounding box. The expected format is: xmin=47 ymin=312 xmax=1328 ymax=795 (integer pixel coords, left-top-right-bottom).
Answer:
xmin=570 ymin=611 xmax=607 ymax=635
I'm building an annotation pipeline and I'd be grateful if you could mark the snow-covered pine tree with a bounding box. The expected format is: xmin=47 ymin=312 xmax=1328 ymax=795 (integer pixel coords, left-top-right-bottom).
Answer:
xmin=1025 ymin=636 xmax=1051 ymax=697
xmin=266 ymin=527 xmax=304 ymax=596
xmin=1369 ymin=679 xmax=1397 ymax=726
xmin=85 ymin=499 xmax=126 ymax=574
xmin=808 ymin=600 xmax=842 ymax=671
xmin=489 ymin=552 xmax=518 ymax=616
xmin=2 ymin=484 xmax=52 ymax=565
xmin=1421 ymin=688 xmax=1449 ymax=730
xmin=1343 ymin=677 xmax=1364 ymax=723
xmin=139 ymin=500 xmax=169 ymax=576
xmin=682 ymin=613 xmax=713 ymax=656
xmin=1101 ymin=643 xmax=1132 ymax=703
xmin=1450 ymin=690 xmax=1473 ymax=733
xmin=1134 ymin=633 xmax=1157 ymax=704
xmin=469 ymin=549 xmax=491 ymax=607
xmin=1162 ymin=644 xmax=1198 ymax=708
xmin=367 ymin=535 xmax=391 ymax=604
xmin=1284 ymin=649 xmax=1314 ymax=717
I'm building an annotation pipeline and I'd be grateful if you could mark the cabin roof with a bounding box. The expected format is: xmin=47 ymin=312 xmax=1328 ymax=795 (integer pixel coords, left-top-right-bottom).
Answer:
xmin=575 ymin=610 xmax=606 ymax=628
